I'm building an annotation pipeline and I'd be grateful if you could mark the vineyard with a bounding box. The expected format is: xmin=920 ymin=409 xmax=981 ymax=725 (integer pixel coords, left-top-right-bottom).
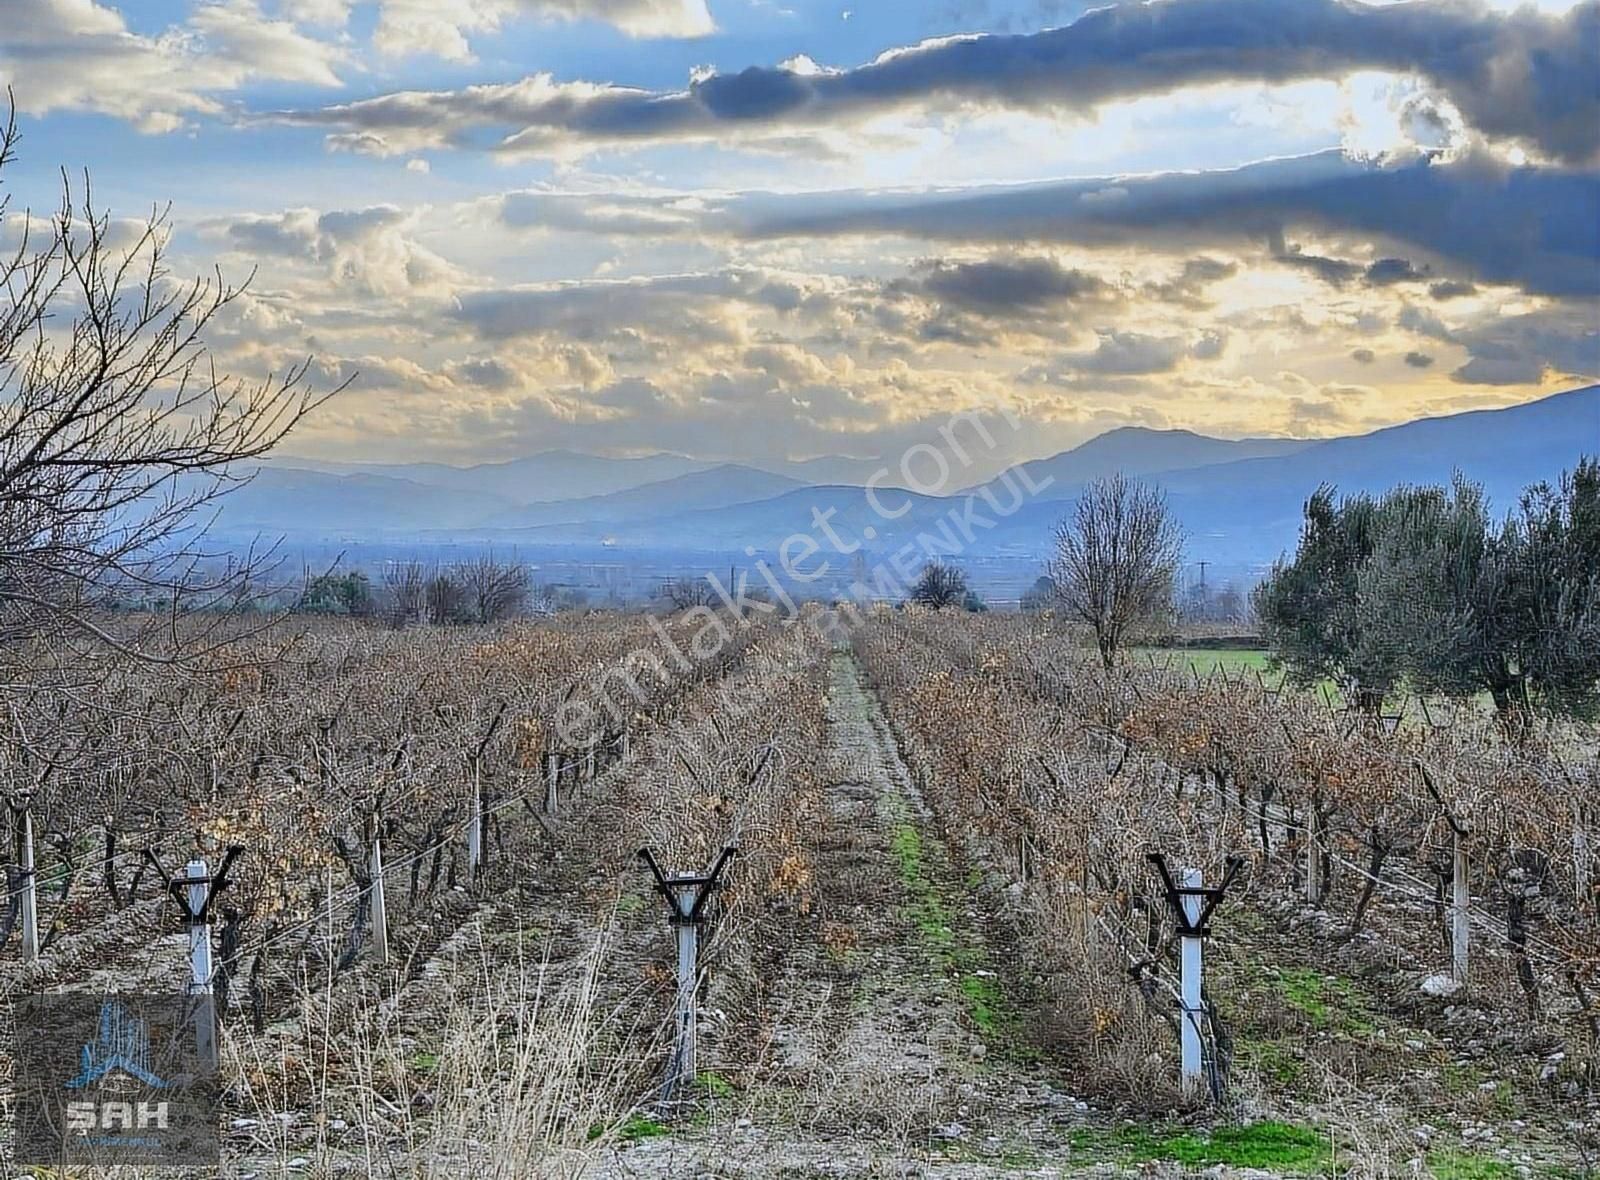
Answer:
xmin=2 ymin=605 xmax=1599 ymax=1177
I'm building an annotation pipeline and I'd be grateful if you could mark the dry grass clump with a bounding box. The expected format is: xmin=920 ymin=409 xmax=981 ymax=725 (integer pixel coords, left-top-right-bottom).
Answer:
xmin=224 ymin=931 xmax=637 ymax=1178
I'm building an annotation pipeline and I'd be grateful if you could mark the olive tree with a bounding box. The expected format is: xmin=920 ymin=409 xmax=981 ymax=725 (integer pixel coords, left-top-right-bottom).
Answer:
xmin=1383 ymin=463 xmax=1600 ymax=729
xmin=1254 ymin=485 xmax=1399 ymax=711
xmin=1048 ymin=474 xmax=1182 ymax=669
xmin=1504 ymin=458 xmax=1600 ymax=722
xmin=1260 ymin=464 xmax=1600 ymax=729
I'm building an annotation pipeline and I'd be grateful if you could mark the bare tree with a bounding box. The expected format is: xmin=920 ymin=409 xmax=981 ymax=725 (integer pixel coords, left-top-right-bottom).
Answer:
xmin=461 ymin=555 xmax=530 ymax=624
xmin=909 ymin=561 xmax=969 ymax=610
xmin=0 ymin=92 xmax=344 ymax=680
xmin=424 ymin=569 xmax=467 ymax=625
xmin=383 ymin=560 xmax=427 ymax=628
xmin=660 ymin=576 xmax=716 ymax=611
xmin=1048 ymin=474 xmax=1183 ymax=669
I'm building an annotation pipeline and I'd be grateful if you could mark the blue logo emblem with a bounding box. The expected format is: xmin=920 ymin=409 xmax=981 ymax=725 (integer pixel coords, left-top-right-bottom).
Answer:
xmin=65 ymin=999 xmax=170 ymax=1091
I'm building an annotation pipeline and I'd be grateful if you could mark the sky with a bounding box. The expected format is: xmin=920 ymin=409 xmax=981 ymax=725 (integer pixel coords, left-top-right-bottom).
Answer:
xmin=1 ymin=0 xmax=1596 ymax=469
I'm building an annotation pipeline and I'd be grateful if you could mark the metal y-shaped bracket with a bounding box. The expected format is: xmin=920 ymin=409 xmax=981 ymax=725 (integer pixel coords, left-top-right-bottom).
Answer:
xmin=144 ymin=846 xmax=245 ymax=925
xmin=638 ymin=845 xmax=737 ymax=924
xmin=1147 ymin=852 xmax=1242 ymax=937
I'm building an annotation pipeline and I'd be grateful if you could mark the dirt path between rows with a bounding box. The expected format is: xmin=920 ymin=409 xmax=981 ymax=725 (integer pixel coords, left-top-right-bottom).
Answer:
xmin=600 ymin=652 xmax=1092 ymax=1178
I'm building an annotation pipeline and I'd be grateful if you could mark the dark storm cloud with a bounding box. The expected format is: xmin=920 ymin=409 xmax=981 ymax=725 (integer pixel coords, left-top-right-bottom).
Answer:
xmin=1448 ymin=306 xmax=1600 ymax=385
xmin=1364 ymin=257 xmax=1429 ymax=286
xmin=905 ymin=255 xmax=1109 ymax=313
xmin=1428 ymin=278 xmax=1478 ymax=300
xmin=1144 ymin=256 xmax=1239 ymax=305
xmin=741 ymin=151 xmax=1600 ymax=298
xmin=1274 ymin=246 xmax=1363 ymax=287
xmin=281 ymin=0 xmax=1600 ymax=164
xmin=1404 ymin=350 xmax=1435 ymax=367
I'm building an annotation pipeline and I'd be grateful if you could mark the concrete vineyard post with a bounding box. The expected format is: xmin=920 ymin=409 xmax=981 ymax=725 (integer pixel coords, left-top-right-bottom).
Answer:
xmin=638 ymin=846 xmax=735 ymax=1102
xmin=467 ymin=754 xmax=483 ymax=877
xmin=674 ymin=880 xmax=699 ymax=1086
xmin=545 ymin=752 xmax=559 ymax=815
xmin=1266 ymin=801 xmax=1289 ymax=860
xmin=19 ymin=808 xmax=38 ymax=964
xmin=1452 ymin=830 xmax=1470 ymax=985
xmin=586 ymin=738 xmax=597 ymax=784
xmin=186 ymin=859 xmax=217 ymax=1070
xmin=1149 ymin=852 xmax=1237 ymax=1103
xmin=369 ymin=834 xmax=389 ymax=966
xmin=1305 ymin=810 xmax=1321 ymax=907
xmin=1575 ymin=811 xmax=1591 ymax=917
xmin=1179 ymin=867 xmax=1204 ymax=1094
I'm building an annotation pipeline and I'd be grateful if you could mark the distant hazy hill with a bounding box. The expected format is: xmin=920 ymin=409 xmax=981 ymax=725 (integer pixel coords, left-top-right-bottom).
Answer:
xmin=483 ymin=464 xmax=808 ymax=529
xmin=216 ymin=467 xmax=518 ymax=534
xmin=1148 ymin=383 xmax=1600 ymax=562
xmin=271 ymin=450 xmax=716 ymax=505
xmin=533 ymin=385 xmax=1598 ymax=567
xmin=973 ymin=427 xmax=1311 ymax=498
xmin=488 ymin=483 xmax=953 ymax=550
xmin=228 ymin=386 xmax=1597 ymax=568
xmin=750 ymin=454 xmax=901 ymax=487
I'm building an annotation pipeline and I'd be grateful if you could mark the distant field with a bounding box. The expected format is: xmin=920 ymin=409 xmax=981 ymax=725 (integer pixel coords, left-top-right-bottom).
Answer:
xmin=1133 ymin=646 xmax=1278 ymax=681
xmin=1132 ymin=646 xmax=1508 ymax=724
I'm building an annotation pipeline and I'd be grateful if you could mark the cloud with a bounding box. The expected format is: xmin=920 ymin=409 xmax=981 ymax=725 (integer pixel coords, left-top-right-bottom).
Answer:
xmin=1351 ymin=347 xmax=1376 ymax=362
xmin=0 ymin=0 xmax=346 ymax=132
xmin=498 ymin=188 xmax=709 ymax=236
xmin=1448 ymin=305 xmax=1600 ymax=385
xmin=278 ymin=0 xmax=1600 ymax=162
xmin=1273 ymin=243 xmax=1363 ymax=287
xmin=1191 ymin=328 xmax=1228 ymax=360
xmin=1403 ymin=350 xmax=1435 ymax=367
xmin=371 ymin=0 xmax=713 ymax=62
xmin=446 ymin=269 xmax=809 ymax=347
xmin=737 ymin=151 xmax=1600 ymax=298
xmin=905 ymin=255 xmax=1108 ymax=314
xmin=204 ymin=205 xmax=460 ymax=296
xmin=1428 ymin=278 xmax=1477 ymax=300
xmin=1144 ymin=256 xmax=1239 ymax=306
xmin=1063 ymin=329 xmax=1190 ymax=375
xmin=1364 ymin=256 xmax=1429 ymax=285
xmin=1397 ymin=302 xmax=1456 ymax=342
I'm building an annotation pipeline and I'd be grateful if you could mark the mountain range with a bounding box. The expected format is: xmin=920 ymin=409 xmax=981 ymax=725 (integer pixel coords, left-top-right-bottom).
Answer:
xmin=224 ymin=385 xmax=1598 ymax=575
